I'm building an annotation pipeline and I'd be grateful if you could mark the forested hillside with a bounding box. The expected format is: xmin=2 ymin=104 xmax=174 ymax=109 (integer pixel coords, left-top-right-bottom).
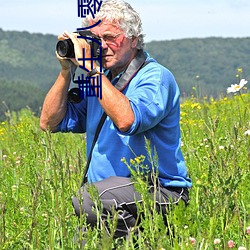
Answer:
xmin=0 ymin=29 xmax=60 ymax=120
xmin=0 ymin=28 xmax=249 ymax=120
xmin=145 ymin=37 xmax=250 ymax=97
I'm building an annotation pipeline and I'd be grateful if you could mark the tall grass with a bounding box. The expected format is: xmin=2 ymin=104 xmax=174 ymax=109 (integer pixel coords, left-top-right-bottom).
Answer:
xmin=0 ymin=93 xmax=249 ymax=249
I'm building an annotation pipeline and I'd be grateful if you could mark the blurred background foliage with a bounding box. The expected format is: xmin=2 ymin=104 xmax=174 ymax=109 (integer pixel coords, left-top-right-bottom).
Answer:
xmin=0 ymin=28 xmax=249 ymax=120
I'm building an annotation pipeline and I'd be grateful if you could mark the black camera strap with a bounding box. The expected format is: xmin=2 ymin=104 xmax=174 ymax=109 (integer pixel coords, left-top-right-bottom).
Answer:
xmin=81 ymin=111 xmax=107 ymax=185
xmin=81 ymin=50 xmax=150 ymax=186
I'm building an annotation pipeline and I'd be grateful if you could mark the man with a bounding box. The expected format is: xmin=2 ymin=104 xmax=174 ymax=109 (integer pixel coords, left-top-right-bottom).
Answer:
xmin=40 ymin=0 xmax=192 ymax=242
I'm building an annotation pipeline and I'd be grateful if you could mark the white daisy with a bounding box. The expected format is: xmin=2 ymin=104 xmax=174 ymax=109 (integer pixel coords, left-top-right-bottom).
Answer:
xmin=227 ymin=79 xmax=248 ymax=93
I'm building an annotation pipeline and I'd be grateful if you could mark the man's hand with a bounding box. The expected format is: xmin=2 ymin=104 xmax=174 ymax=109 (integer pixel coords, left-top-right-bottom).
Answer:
xmin=58 ymin=31 xmax=94 ymax=71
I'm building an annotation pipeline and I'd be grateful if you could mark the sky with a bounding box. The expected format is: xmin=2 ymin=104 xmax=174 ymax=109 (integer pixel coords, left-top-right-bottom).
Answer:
xmin=0 ymin=0 xmax=250 ymax=42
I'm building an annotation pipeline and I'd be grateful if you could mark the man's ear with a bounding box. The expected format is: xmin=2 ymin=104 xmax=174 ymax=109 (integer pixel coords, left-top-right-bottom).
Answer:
xmin=131 ymin=36 xmax=139 ymax=49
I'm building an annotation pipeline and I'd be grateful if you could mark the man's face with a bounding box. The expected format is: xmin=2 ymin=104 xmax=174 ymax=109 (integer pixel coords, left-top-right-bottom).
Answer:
xmin=90 ymin=21 xmax=138 ymax=74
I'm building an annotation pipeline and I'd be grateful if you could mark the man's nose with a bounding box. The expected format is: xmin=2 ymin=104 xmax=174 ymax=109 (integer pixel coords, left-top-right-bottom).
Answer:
xmin=101 ymin=39 xmax=108 ymax=49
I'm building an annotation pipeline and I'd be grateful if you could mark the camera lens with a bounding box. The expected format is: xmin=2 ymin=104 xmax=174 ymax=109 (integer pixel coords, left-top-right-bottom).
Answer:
xmin=68 ymin=88 xmax=82 ymax=103
xmin=56 ymin=39 xmax=75 ymax=58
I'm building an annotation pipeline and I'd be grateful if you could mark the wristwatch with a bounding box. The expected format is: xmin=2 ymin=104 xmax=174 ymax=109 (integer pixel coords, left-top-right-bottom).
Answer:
xmin=86 ymin=68 xmax=103 ymax=77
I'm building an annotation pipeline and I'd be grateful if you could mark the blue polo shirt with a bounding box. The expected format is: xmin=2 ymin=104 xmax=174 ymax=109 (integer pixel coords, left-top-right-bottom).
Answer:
xmin=57 ymin=53 xmax=192 ymax=188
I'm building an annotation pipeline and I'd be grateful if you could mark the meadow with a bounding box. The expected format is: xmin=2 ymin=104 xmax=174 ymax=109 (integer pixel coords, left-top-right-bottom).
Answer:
xmin=0 ymin=90 xmax=249 ymax=249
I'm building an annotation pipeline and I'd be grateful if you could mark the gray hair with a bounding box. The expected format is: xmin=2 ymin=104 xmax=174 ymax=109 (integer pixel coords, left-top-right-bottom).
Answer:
xmin=82 ymin=0 xmax=145 ymax=49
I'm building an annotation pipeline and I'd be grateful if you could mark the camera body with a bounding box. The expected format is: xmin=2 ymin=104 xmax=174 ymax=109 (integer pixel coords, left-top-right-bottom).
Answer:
xmin=56 ymin=30 xmax=101 ymax=59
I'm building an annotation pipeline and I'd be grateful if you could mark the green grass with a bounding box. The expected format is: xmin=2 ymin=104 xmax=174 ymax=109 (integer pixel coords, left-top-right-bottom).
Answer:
xmin=0 ymin=93 xmax=249 ymax=249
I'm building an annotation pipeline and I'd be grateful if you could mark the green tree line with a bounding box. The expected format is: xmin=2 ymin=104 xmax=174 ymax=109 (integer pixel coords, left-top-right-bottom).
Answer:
xmin=145 ymin=37 xmax=250 ymax=98
xmin=0 ymin=28 xmax=249 ymax=120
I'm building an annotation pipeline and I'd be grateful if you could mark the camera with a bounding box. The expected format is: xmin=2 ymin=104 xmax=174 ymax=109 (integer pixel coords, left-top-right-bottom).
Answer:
xmin=56 ymin=30 xmax=101 ymax=59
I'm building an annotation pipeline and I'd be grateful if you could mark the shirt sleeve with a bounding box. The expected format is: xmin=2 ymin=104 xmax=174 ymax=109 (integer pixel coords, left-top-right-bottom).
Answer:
xmin=119 ymin=63 xmax=180 ymax=135
xmin=56 ymin=99 xmax=87 ymax=133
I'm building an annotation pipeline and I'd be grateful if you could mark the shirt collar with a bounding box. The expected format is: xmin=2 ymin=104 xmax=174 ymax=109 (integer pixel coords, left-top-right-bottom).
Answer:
xmin=104 ymin=69 xmax=126 ymax=86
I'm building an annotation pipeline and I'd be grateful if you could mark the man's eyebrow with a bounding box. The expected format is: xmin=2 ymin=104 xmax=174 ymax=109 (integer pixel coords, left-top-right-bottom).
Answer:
xmin=102 ymin=32 xmax=113 ymax=35
xmin=103 ymin=31 xmax=120 ymax=35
